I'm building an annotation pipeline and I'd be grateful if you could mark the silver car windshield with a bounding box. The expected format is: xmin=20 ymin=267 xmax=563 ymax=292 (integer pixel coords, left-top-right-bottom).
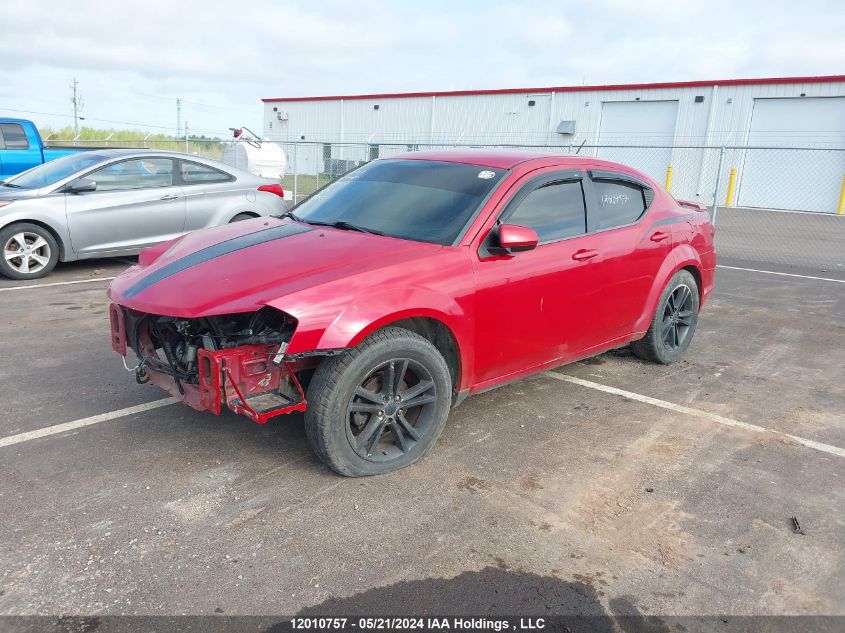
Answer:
xmin=3 ymin=153 xmax=112 ymax=189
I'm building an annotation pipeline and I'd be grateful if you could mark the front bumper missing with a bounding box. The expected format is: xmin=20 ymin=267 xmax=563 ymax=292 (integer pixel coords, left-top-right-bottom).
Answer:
xmin=110 ymin=304 xmax=306 ymax=424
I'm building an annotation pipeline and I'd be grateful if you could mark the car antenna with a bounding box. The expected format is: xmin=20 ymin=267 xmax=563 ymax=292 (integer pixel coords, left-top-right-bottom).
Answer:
xmin=574 ymin=139 xmax=587 ymax=155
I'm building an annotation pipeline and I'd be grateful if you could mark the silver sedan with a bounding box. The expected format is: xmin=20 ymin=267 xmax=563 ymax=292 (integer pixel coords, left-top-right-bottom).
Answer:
xmin=0 ymin=149 xmax=288 ymax=279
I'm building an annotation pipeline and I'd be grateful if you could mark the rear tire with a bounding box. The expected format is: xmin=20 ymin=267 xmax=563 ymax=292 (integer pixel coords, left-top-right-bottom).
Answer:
xmin=631 ymin=270 xmax=699 ymax=364
xmin=229 ymin=213 xmax=256 ymax=223
xmin=0 ymin=222 xmax=60 ymax=280
xmin=304 ymin=327 xmax=452 ymax=477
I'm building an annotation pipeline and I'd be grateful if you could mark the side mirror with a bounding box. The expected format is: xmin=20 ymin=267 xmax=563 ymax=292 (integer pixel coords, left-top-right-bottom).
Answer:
xmin=497 ymin=223 xmax=539 ymax=254
xmin=67 ymin=178 xmax=97 ymax=194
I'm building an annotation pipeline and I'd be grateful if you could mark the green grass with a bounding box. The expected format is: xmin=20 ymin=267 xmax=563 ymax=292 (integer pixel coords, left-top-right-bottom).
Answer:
xmin=282 ymin=173 xmax=336 ymax=198
xmin=39 ymin=125 xmax=224 ymax=160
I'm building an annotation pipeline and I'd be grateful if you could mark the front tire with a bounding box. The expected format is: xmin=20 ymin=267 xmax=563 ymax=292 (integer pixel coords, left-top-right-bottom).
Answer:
xmin=631 ymin=270 xmax=699 ymax=364
xmin=304 ymin=327 xmax=452 ymax=477
xmin=0 ymin=223 xmax=60 ymax=280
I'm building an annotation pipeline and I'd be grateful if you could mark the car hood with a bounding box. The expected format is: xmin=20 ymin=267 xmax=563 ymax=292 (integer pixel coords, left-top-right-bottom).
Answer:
xmin=107 ymin=217 xmax=443 ymax=317
xmin=0 ymin=187 xmax=45 ymax=200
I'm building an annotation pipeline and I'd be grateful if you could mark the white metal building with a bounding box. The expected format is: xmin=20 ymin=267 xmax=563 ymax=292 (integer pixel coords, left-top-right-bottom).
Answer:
xmin=262 ymin=76 xmax=845 ymax=212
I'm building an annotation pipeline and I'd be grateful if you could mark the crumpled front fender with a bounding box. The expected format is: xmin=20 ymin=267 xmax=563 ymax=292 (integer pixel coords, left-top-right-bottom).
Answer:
xmin=267 ymin=283 xmax=474 ymax=388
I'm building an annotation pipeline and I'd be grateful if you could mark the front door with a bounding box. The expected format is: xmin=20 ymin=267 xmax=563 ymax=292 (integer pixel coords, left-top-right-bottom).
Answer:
xmin=65 ymin=157 xmax=186 ymax=255
xmin=472 ymin=170 xmax=604 ymax=386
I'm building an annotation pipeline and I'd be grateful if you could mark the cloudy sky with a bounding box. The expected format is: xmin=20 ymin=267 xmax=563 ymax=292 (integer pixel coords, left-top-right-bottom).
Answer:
xmin=1 ymin=0 xmax=842 ymax=138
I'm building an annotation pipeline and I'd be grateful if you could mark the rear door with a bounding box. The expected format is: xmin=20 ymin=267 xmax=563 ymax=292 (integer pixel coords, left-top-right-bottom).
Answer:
xmin=65 ymin=157 xmax=186 ymax=255
xmin=581 ymin=170 xmax=670 ymax=340
xmin=178 ymin=160 xmax=240 ymax=230
xmin=0 ymin=122 xmax=41 ymax=179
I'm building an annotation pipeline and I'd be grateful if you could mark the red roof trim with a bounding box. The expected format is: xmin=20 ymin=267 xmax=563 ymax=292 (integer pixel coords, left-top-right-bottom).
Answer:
xmin=262 ymin=75 xmax=845 ymax=103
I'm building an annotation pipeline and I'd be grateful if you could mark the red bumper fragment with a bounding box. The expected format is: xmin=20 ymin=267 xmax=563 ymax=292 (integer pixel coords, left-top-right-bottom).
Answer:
xmin=109 ymin=303 xmax=127 ymax=356
xmin=144 ymin=345 xmax=305 ymax=424
xmin=110 ymin=304 xmax=305 ymax=424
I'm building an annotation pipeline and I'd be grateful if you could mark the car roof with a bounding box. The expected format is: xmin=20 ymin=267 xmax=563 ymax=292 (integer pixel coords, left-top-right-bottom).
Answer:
xmin=383 ymin=148 xmax=613 ymax=170
xmin=76 ymin=148 xmax=212 ymax=160
xmin=63 ymin=149 xmax=252 ymax=175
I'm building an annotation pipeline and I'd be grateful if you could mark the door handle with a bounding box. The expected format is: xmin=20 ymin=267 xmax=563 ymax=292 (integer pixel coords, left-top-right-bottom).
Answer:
xmin=650 ymin=231 xmax=670 ymax=242
xmin=572 ymin=249 xmax=599 ymax=261
xmin=160 ymin=194 xmax=180 ymax=201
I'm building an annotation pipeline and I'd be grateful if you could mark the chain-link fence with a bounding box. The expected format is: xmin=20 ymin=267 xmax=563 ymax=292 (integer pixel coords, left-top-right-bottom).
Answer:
xmin=46 ymin=137 xmax=845 ymax=272
xmin=47 ymin=138 xmax=226 ymax=160
xmin=271 ymin=140 xmax=844 ymax=272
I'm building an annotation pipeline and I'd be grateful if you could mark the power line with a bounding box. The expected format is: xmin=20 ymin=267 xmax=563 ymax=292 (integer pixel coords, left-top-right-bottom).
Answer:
xmin=132 ymin=91 xmax=258 ymax=115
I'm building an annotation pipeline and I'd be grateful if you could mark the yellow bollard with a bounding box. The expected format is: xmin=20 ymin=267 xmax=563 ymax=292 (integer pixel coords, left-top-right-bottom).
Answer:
xmin=665 ymin=164 xmax=673 ymax=192
xmin=725 ymin=168 xmax=737 ymax=207
xmin=838 ymin=174 xmax=845 ymax=215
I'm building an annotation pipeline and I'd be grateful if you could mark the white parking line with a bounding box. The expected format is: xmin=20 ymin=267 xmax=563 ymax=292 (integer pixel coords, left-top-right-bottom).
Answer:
xmin=716 ymin=265 xmax=845 ymax=284
xmin=0 ymin=276 xmax=116 ymax=292
xmin=0 ymin=398 xmax=177 ymax=449
xmin=4 ymin=372 xmax=842 ymax=458
xmin=544 ymin=372 xmax=845 ymax=459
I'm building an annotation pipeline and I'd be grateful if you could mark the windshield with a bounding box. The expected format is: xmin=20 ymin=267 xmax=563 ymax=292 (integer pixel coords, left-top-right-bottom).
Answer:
xmin=4 ymin=153 xmax=111 ymax=189
xmin=293 ymin=159 xmax=506 ymax=245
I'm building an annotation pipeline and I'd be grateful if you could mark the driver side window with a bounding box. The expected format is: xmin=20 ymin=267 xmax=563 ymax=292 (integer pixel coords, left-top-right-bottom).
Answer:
xmin=506 ymin=180 xmax=587 ymax=243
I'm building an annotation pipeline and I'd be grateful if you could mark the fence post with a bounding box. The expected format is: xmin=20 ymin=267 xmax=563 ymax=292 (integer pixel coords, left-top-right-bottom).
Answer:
xmin=665 ymin=164 xmax=673 ymax=192
xmin=293 ymin=141 xmax=298 ymax=204
xmin=838 ymin=174 xmax=845 ymax=215
xmin=711 ymin=147 xmax=726 ymax=225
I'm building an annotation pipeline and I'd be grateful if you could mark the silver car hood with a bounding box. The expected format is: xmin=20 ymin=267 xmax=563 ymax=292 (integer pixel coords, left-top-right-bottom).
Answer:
xmin=0 ymin=187 xmax=46 ymax=201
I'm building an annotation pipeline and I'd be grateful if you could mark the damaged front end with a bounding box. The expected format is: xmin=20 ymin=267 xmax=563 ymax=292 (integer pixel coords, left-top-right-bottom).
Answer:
xmin=109 ymin=304 xmax=306 ymax=423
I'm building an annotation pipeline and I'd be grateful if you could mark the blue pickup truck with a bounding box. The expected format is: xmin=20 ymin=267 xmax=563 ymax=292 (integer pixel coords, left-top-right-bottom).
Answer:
xmin=0 ymin=118 xmax=87 ymax=181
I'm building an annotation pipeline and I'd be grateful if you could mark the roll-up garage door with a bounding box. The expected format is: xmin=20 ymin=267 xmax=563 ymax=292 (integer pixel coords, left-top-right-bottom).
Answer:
xmin=597 ymin=100 xmax=678 ymax=183
xmin=738 ymin=97 xmax=845 ymax=213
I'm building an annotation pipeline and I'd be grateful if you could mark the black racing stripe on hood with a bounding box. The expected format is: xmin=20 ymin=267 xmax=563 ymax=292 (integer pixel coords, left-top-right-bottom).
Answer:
xmin=124 ymin=223 xmax=313 ymax=298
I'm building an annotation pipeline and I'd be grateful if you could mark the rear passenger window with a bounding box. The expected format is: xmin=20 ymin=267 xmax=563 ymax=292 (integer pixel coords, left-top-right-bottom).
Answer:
xmin=0 ymin=123 xmax=29 ymax=150
xmin=591 ymin=180 xmax=647 ymax=230
xmin=180 ymin=161 xmax=233 ymax=184
xmin=506 ymin=180 xmax=586 ymax=243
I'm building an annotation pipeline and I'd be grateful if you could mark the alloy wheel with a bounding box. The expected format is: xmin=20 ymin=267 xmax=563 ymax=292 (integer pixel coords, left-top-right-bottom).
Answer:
xmin=3 ymin=232 xmax=52 ymax=275
xmin=661 ymin=284 xmax=695 ymax=350
xmin=346 ymin=358 xmax=438 ymax=462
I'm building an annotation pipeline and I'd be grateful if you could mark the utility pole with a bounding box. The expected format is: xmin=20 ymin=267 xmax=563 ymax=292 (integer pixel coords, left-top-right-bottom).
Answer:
xmin=184 ymin=121 xmax=189 ymax=153
xmin=70 ymin=77 xmax=83 ymax=141
xmin=176 ymin=98 xmax=182 ymax=138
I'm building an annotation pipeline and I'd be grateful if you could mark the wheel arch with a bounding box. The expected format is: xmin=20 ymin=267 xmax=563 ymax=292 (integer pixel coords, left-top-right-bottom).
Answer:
xmin=337 ymin=308 xmax=469 ymax=392
xmin=0 ymin=218 xmax=68 ymax=260
xmin=633 ymin=247 xmax=703 ymax=334
xmin=279 ymin=286 xmax=473 ymax=392
xmin=229 ymin=211 xmax=260 ymax=222
xmin=375 ymin=316 xmax=462 ymax=397
xmin=681 ymin=263 xmax=703 ymax=303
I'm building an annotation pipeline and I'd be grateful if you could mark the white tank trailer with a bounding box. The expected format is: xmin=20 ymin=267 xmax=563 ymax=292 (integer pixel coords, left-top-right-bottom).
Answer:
xmin=221 ymin=127 xmax=287 ymax=181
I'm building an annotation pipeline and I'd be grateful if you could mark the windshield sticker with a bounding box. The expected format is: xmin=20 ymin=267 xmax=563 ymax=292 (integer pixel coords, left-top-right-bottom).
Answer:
xmin=478 ymin=170 xmax=496 ymax=179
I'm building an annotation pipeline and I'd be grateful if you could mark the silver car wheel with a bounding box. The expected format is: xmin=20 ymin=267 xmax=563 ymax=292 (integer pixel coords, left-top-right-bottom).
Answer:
xmin=3 ymin=232 xmax=52 ymax=275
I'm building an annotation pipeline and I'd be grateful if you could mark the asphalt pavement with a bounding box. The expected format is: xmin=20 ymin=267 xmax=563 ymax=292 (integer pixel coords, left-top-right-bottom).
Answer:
xmin=0 ymin=257 xmax=842 ymax=620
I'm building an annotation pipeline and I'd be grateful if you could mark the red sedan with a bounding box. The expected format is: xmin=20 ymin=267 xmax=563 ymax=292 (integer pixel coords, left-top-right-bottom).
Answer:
xmin=108 ymin=150 xmax=716 ymax=476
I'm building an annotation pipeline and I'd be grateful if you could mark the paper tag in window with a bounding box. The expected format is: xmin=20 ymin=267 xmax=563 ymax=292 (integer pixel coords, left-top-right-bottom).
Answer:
xmin=478 ymin=170 xmax=496 ymax=179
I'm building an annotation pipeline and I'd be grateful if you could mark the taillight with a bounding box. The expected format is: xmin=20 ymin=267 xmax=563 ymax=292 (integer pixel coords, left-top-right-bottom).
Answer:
xmin=258 ymin=184 xmax=285 ymax=198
